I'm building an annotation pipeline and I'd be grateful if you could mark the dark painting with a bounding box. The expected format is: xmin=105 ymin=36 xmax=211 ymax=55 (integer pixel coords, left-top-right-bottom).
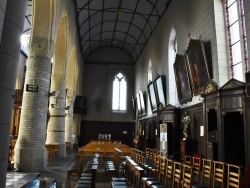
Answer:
xmin=186 ymin=40 xmax=210 ymax=95
xmin=174 ymin=54 xmax=192 ymax=104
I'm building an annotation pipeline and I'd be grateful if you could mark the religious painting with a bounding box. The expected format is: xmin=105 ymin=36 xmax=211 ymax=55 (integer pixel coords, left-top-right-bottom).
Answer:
xmin=186 ymin=39 xmax=210 ymax=95
xmin=174 ymin=54 xmax=192 ymax=104
xmin=147 ymin=81 xmax=158 ymax=112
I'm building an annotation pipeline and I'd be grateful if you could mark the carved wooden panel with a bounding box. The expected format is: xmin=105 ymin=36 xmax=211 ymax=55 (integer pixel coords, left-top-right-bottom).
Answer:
xmin=222 ymin=96 xmax=243 ymax=110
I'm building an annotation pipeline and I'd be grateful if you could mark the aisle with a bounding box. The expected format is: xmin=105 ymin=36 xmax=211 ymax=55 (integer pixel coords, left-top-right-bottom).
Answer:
xmin=39 ymin=151 xmax=111 ymax=188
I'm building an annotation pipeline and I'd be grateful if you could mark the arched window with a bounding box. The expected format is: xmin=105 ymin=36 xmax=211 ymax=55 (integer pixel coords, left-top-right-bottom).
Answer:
xmin=147 ymin=59 xmax=153 ymax=115
xmin=225 ymin=0 xmax=248 ymax=81
xmin=168 ymin=27 xmax=178 ymax=105
xmin=112 ymin=72 xmax=127 ymax=112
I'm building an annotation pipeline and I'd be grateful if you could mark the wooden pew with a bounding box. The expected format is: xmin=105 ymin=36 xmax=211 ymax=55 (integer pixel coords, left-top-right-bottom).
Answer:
xmin=45 ymin=144 xmax=60 ymax=164
xmin=105 ymin=148 xmax=123 ymax=178
xmin=82 ymin=142 xmax=131 ymax=159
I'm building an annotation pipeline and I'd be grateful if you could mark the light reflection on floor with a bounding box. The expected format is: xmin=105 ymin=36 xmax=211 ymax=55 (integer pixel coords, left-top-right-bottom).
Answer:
xmin=6 ymin=172 xmax=39 ymax=188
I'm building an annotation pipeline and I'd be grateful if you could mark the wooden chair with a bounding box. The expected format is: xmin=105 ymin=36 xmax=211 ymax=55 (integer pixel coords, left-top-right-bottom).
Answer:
xmin=172 ymin=161 xmax=183 ymax=188
xmin=184 ymin=155 xmax=192 ymax=166
xmin=227 ymin=164 xmax=241 ymax=188
xmin=192 ymin=156 xmax=202 ymax=184
xmin=141 ymin=149 xmax=153 ymax=173
xmin=67 ymin=156 xmax=84 ymax=182
xmin=145 ymin=156 xmax=166 ymax=188
xmin=200 ymin=158 xmax=213 ymax=187
xmin=240 ymin=166 xmax=250 ymax=187
xmin=182 ymin=164 xmax=193 ymax=188
xmin=212 ymin=161 xmax=225 ymax=188
xmin=151 ymin=158 xmax=174 ymax=188
xmin=146 ymin=152 xmax=159 ymax=177
xmin=141 ymin=155 xmax=160 ymax=188
xmin=132 ymin=165 xmax=145 ymax=188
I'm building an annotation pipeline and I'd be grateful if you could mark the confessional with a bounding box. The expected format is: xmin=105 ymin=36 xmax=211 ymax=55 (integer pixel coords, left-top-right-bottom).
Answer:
xmin=203 ymin=78 xmax=247 ymax=166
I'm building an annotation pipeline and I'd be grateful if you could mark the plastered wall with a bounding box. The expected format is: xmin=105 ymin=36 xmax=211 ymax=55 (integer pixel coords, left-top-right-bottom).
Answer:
xmin=135 ymin=0 xmax=229 ymax=112
xmin=82 ymin=63 xmax=135 ymax=122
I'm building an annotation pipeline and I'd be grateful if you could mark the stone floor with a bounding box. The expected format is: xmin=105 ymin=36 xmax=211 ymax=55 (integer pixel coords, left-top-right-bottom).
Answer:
xmin=39 ymin=151 xmax=111 ymax=188
xmin=7 ymin=151 xmax=111 ymax=188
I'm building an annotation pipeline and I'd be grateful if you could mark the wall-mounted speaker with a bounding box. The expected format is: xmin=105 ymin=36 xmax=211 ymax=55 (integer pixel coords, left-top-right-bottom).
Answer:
xmin=245 ymin=72 xmax=250 ymax=96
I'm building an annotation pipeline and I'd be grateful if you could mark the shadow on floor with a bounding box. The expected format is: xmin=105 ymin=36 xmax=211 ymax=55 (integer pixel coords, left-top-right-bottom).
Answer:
xmin=39 ymin=151 xmax=111 ymax=188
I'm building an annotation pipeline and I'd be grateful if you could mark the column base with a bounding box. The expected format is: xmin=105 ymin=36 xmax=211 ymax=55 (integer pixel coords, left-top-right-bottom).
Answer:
xmin=14 ymin=147 xmax=47 ymax=172
xmin=59 ymin=143 xmax=66 ymax=157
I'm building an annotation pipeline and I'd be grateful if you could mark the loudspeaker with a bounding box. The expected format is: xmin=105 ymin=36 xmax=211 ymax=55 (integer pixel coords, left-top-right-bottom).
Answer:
xmin=246 ymin=72 xmax=250 ymax=96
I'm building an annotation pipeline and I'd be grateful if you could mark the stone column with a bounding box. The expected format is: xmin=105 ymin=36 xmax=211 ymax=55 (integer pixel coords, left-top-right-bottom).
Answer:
xmin=0 ymin=0 xmax=27 ymax=186
xmin=65 ymin=96 xmax=75 ymax=151
xmin=14 ymin=55 xmax=51 ymax=171
xmin=46 ymin=85 xmax=66 ymax=157
xmin=73 ymin=115 xmax=81 ymax=145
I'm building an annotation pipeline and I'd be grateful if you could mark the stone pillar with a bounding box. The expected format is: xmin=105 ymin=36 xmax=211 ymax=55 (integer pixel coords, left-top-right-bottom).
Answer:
xmin=46 ymin=86 xmax=66 ymax=157
xmin=65 ymin=96 xmax=75 ymax=150
xmin=0 ymin=0 xmax=27 ymax=186
xmin=14 ymin=55 xmax=51 ymax=171
xmin=73 ymin=115 xmax=81 ymax=145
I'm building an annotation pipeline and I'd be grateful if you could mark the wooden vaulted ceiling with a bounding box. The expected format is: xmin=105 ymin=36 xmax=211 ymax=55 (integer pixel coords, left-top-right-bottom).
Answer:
xmin=23 ymin=0 xmax=172 ymax=64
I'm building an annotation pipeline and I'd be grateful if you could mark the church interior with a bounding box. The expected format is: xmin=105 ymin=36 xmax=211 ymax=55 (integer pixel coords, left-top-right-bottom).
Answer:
xmin=1 ymin=0 xmax=250 ymax=187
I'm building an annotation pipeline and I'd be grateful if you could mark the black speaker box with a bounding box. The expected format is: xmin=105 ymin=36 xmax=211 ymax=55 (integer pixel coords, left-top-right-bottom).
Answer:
xmin=246 ymin=72 xmax=250 ymax=96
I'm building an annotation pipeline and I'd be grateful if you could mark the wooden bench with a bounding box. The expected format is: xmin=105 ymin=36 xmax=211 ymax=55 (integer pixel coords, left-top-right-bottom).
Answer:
xmin=65 ymin=142 xmax=71 ymax=154
xmin=105 ymin=148 xmax=123 ymax=178
xmin=45 ymin=144 xmax=60 ymax=165
xmin=111 ymin=157 xmax=144 ymax=188
xmin=75 ymin=165 xmax=97 ymax=188
xmin=67 ymin=156 xmax=84 ymax=182
xmin=82 ymin=143 xmax=131 ymax=160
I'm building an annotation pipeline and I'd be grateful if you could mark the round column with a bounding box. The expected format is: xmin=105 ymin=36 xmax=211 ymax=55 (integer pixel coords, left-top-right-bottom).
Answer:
xmin=46 ymin=87 xmax=66 ymax=157
xmin=0 ymin=0 xmax=27 ymax=186
xmin=14 ymin=55 xmax=51 ymax=171
xmin=65 ymin=96 xmax=75 ymax=150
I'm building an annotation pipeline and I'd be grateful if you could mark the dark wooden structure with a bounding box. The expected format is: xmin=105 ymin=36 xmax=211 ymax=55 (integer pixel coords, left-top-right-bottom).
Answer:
xmin=134 ymin=78 xmax=250 ymax=167
xmin=203 ymin=78 xmax=247 ymax=167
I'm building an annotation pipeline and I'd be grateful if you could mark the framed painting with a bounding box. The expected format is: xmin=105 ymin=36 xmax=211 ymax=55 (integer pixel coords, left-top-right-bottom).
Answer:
xmin=155 ymin=75 xmax=166 ymax=108
xmin=185 ymin=39 xmax=210 ymax=95
xmin=136 ymin=92 xmax=142 ymax=117
xmin=174 ymin=54 xmax=192 ymax=104
xmin=139 ymin=90 xmax=146 ymax=116
xmin=147 ymin=81 xmax=158 ymax=112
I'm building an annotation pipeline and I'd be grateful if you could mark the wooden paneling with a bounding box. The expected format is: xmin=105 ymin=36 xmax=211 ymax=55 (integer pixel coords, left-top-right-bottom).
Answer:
xmin=79 ymin=121 xmax=135 ymax=147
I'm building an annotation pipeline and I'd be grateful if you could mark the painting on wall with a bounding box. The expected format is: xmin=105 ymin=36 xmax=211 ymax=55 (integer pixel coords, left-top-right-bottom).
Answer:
xmin=174 ymin=54 xmax=192 ymax=104
xmin=185 ymin=39 xmax=210 ymax=95
xmin=136 ymin=92 xmax=142 ymax=117
xmin=147 ymin=81 xmax=158 ymax=112
xmin=155 ymin=75 xmax=166 ymax=108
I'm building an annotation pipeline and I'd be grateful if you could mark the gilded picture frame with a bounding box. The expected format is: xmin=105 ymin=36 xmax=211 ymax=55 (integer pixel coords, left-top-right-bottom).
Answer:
xmin=173 ymin=54 xmax=192 ymax=104
xmin=185 ymin=39 xmax=210 ymax=95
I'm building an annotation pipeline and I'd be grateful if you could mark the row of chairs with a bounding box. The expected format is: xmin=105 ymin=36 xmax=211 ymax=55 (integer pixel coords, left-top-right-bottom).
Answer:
xmin=110 ymin=152 xmax=192 ymax=188
xmin=89 ymin=140 xmax=122 ymax=144
xmin=111 ymin=156 xmax=146 ymax=188
xmin=183 ymin=155 xmax=246 ymax=188
xmin=113 ymin=147 xmax=249 ymax=188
